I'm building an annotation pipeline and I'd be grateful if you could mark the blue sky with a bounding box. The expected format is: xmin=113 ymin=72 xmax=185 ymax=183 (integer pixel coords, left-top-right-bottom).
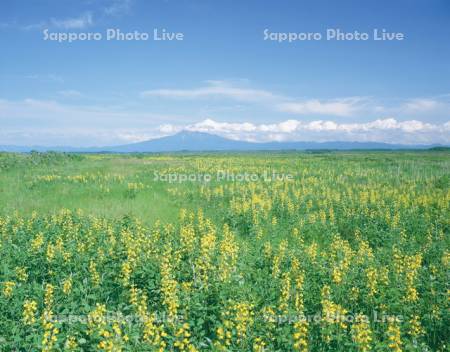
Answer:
xmin=1 ymin=0 xmax=449 ymax=146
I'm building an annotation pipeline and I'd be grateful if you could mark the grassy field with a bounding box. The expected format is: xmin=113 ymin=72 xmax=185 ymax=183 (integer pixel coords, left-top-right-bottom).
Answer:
xmin=0 ymin=151 xmax=448 ymax=351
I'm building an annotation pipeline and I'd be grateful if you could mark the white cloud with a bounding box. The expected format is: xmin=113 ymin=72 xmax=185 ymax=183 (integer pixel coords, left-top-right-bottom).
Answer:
xmin=141 ymin=80 xmax=280 ymax=103
xmin=16 ymin=0 xmax=133 ymax=32
xmin=104 ymin=0 xmax=133 ymax=16
xmin=142 ymin=81 xmax=450 ymax=121
xmin=1 ymin=90 xmax=449 ymax=146
xmin=50 ymin=12 xmax=93 ymax=29
xmin=142 ymin=82 xmax=372 ymax=117
xmin=159 ymin=124 xmax=181 ymax=134
xmin=277 ymin=97 xmax=366 ymax=117
xmin=19 ymin=12 xmax=94 ymax=31
xmin=276 ymin=120 xmax=302 ymax=133
xmin=159 ymin=118 xmax=450 ymax=145
xmin=403 ymin=98 xmax=440 ymax=113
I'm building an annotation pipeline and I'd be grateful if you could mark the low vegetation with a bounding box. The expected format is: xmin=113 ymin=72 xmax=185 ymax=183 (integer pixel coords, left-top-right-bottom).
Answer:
xmin=0 ymin=151 xmax=448 ymax=351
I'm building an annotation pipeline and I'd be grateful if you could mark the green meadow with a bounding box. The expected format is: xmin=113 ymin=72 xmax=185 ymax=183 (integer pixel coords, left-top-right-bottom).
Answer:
xmin=0 ymin=151 xmax=448 ymax=351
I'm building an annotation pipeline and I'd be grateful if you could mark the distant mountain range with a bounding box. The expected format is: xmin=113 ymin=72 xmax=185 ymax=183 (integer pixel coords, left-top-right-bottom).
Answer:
xmin=0 ymin=131 xmax=446 ymax=153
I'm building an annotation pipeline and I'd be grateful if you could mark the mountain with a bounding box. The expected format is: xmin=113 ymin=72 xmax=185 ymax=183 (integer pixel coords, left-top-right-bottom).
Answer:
xmin=106 ymin=131 xmax=257 ymax=152
xmin=106 ymin=131 xmax=435 ymax=152
xmin=0 ymin=131 xmax=445 ymax=153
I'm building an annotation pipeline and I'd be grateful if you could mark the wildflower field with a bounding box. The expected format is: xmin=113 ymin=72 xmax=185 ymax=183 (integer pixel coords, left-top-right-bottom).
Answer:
xmin=0 ymin=151 xmax=448 ymax=351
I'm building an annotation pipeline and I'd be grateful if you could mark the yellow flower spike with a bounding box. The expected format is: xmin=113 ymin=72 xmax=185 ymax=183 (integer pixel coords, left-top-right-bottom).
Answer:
xmin=44 ymin=283 xmax=54 ymax=307
xmin=89 ymin=260 xmax=101 ymax=286
xmin=253 ymin=337 xmax=266 ymax=352
xmin=22 ymin=299 xmax=38 ymax=325
xmin=387 ymin=321 xmax=402 ymax=352
xmin=351 ymin=314 xmax=372 ymax=352
xmin=408 ymin=315 xmax=424 ymax=337
xmin=279 ymin=272 xmax=291 ymax=314
xmin=218 ymin=224 xmax=239 ymax=282
xmin=160 ymin=245 xmax=180 ymax=322
xmin=366 ymin=267 xmax=378 ymax=297
xmin=64 ymin=336 xmax=78 ymax=350
xmin=2 ymin=281 xmax=16 ymax=298
xmin=15 ymin=267 xmax=28 ymax=282
xmin=293 ymin=319 xmax=309 ymax=351
xmin=62 ymin=277 xmax=72 ymax=295
xmin=41 ymin=309 xmax=59 ymax=352
xmin=120 ymin=260 xmax=132 ymax=287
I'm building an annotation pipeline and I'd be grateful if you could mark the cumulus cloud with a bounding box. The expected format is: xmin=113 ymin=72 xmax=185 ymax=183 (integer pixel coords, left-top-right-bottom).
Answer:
xmin=159 ymin=118 xmax=450 ymax=144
